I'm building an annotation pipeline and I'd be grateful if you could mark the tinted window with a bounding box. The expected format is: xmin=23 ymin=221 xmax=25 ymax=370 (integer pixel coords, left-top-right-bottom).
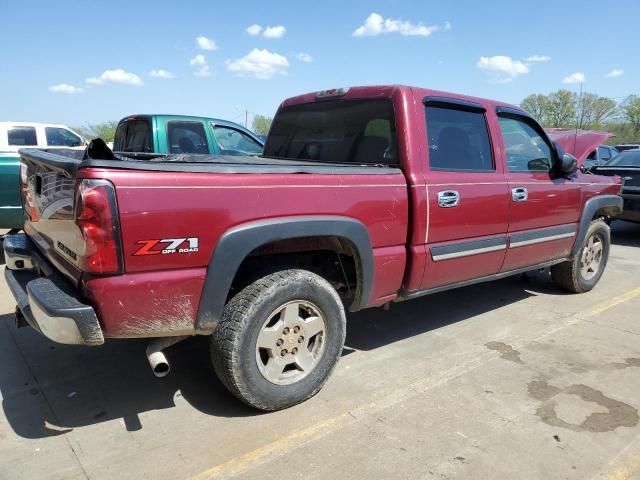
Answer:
xmin=45 ymin=127 xmax=82 ymax=147
xmin=115 ymin=119 xmax=152 ymax=152
xmin=425 ymin=106 xmax=494 ymax=171
xmin=8 ymin=126 xmax=37 ymax=146
xmin=598 ymin=146 xmax=611 ymax=162
xmin=499 ymin=117 xmax=552 ymax=172
xmin=168 ymin=122 xmax=209 ymax=154
xmin=212 ymin=126 xmax=263 ymax=155
xmin=608 ymin=151 xmax=640 ymax=167
xmin=264 ymin=99 xmax=397 ymax=165
xmin=114 ymin=122 xmax=127 ymax=151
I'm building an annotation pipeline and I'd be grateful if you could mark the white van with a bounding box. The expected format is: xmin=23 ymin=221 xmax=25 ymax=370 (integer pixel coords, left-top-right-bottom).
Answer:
xmin=0 ymin=122 xmax=85 ymax=152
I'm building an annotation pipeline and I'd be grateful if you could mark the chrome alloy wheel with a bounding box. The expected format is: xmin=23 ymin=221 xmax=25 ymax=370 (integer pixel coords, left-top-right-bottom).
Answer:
xmin=580 ymin=233 xmax=604 ymax=280
xmin=255 ymin=300 xmax=326 ymax=385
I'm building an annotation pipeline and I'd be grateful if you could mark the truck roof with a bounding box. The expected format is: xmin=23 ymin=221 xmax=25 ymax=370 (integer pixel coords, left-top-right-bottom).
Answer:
xmin=119 ymin=114 xmax=249 ymax=130
xmin=0 ymin=121 xmax=75 ymax=129
xmin=279 ymin=85 xmax=525 ymax=114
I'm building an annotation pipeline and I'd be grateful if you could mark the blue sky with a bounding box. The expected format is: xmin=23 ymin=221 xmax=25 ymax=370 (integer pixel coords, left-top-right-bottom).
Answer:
xmin=1 ymin=0 xmax=637 ymax=128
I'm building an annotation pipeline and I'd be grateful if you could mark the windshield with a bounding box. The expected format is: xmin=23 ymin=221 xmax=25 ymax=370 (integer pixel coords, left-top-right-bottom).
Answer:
xmin=607 ymin=150 xmax=640 ymax=167
xmin=263 ymin=99 xmax=397 ymax=165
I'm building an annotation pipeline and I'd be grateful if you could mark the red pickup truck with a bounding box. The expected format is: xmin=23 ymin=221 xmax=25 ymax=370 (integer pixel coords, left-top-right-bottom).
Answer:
xmin=5 ymin=85 xmax=623 ymax=411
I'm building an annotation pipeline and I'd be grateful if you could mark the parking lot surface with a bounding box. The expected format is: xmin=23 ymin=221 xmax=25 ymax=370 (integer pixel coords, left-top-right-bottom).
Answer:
xmin=1 ymin=221 xmax=640 ymax=480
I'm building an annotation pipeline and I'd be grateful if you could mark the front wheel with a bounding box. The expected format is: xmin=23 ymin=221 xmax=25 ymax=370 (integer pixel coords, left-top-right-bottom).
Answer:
xmin=551 ymin=219 xmax=610 ymax=293
xmin=210 ymin=269 xmax=346 ymax=411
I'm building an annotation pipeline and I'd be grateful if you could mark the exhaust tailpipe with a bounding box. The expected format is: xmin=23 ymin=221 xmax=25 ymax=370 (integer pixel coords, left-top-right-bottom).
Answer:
xmin=146 ymin=336 xmax=188 ymax=378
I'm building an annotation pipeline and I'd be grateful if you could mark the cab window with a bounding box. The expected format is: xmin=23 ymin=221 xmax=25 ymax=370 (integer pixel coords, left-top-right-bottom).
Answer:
xmin=499 ymin=116 xmax=552 ymax=173
xmin=212 ymin=126 xmax=263 ymax=156
xmin=115 ymin=119 xmax=153 ymax=152
xmin=8 ymin=126 xmax=37 ymax=146
xmin=425 ymin=106 xmax=494 ymax=172
xmin=45 ymin=127 xmax=82 ymax=147
xmin=168 ymin=122 xmax=209 ymax=154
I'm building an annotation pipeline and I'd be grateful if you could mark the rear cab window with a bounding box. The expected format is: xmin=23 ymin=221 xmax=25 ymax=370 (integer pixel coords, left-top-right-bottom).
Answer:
xmin=264 ymin=99 xmax=397 ymax=165
xmin=114 ymin=118 xmax=153 ymax=152
xmin=8 ymin=126 xmax=38 ymax=146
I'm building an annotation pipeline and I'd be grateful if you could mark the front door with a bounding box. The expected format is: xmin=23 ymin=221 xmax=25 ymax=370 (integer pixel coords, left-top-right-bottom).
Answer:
xmin=420 ymin=98 xmax=510 ymax=290
xmin=497 ymin=112 xmax=581 ymax=272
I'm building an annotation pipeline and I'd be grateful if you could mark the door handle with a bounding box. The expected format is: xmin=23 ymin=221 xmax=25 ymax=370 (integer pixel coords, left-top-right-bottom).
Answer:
xmin=437 ymin=190 xmax=460 ymax=208
xmin=511 ymin=187 xmax=528 ymax=202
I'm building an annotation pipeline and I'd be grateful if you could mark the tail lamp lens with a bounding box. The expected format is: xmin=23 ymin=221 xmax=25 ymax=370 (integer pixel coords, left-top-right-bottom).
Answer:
xmin=74 ymin=179 xmax=122 ymax=274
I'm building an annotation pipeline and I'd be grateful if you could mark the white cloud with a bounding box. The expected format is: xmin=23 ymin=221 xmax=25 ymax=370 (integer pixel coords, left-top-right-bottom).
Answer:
xmin=525 ymin=55 xmax=551 ymax=62
xmin=196 ymin=35 xmax=217 ymax=51
xmin=296 ymin=52 xmax=313 ymax=63
xmin=194 ymin=65 xmax=211 ymax=77
xmin=149 ymin=69 xmax=175 ymax=79
xmin=189 ymin=54 xmax=211 ymax=77
xmin=444 ymin=21 xmax=452 ymax=31
xmin=190 ymin=54 xmax=206 ymax=66
xmin=263 ymin=25 xmax=286 ymax=38
xmin=246 ymin=24 xmax=262 ymax=36
xmin=563 ymin=72 xmax=586 ymax=84
xmin=226 ymin=48 xmax=289 ymax=79
xmin=605 ymin=68 xmax=624 ymax=78
xmin=477 ymin=56 xmax=529 ymax=83
xmin=352 ymin=12 xmax=439 ymax=37
xmin=49 ymin=83 xmax=84 ymax=94
xmin=86 ymin=69 xmax=143 ymax=86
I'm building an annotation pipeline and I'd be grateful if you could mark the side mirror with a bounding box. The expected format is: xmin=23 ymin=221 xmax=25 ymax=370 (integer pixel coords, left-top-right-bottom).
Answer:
xmin=560 ymin=152 xmax=578 ymax=174
xmin=552 ymin=141 xmax=577 ymax=175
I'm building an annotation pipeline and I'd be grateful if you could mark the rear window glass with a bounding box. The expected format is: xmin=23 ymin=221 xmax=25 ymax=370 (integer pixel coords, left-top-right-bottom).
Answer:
xmin=115 ymin=119 xmax=152 ymax=152
xmin=168 ymin=122 xmax=209 ymax=154
xmin=263 ymin=99 xmax=397 ymax=165
xmin=426 ymin=106 xmax=494 ymax=171
xmin=8 ymin=126 xmax=37 ymax=146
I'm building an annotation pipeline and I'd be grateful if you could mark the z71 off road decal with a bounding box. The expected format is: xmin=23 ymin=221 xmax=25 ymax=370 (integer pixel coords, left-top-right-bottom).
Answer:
xmin=133 ymin=238 xmax=199 ymax=256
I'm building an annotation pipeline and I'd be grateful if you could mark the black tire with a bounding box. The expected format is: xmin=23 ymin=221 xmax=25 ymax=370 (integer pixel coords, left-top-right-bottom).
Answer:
xmin=551 ymin=219 xmax=610 ymax=293
xmin=210 ymin=269 xmax=346 ymax=411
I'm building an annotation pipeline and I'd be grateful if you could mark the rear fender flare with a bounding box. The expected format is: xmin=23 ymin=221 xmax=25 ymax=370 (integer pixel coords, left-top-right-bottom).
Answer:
xmin=196 ymin=216 xmax=373 ymax=331
xmin=572 ymin=194 xmax=622 ymax=255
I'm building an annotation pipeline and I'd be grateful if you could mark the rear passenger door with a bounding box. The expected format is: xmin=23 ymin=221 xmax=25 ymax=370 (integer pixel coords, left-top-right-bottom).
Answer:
xmin=497 ymin=109 xmax=581 ymax=271
xmin=420 ymin=98 xmax=510 ymax=290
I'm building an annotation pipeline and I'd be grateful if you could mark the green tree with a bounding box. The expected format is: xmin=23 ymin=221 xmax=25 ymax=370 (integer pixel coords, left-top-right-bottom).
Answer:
xmin=546 ymin=90 xmax=576 ymax=128
xmin=74 ymin=121 xmax=118 ymax=142
xmin=620 ymin=95 xmax=640 ymax=135
xmin=521 ymin=94 xmax=549 ymax=125
xmin=576 ymin=93 xmax=617 ymax=130
xmin=251 ymin=115 xmax=273 ymax=136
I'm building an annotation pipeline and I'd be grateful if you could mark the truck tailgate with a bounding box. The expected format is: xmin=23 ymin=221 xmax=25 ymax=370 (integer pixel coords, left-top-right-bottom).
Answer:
xmin=20 ymin=148 xmax=85 ymax=283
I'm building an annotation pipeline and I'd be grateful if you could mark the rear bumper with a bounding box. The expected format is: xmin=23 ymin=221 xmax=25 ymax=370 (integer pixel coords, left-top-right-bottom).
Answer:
xmin=3 ymin=233 xmax=104 ymax=345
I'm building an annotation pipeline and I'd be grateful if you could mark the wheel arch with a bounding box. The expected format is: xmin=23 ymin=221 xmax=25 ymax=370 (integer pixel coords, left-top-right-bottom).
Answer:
xmin=196 ymin=216 xmax=374 ymax=331
xmin=572 ymin=194 xmax=622 ymax=255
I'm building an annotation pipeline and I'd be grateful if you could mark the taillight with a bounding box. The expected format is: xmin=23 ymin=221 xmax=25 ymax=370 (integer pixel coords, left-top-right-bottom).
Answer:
xmin=74 ymin=179 xmax=122 ymax=274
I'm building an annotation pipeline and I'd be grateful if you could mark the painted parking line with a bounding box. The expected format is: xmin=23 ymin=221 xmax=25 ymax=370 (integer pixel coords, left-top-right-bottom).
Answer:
xmin=190 ymin=286 xmax=640 ymax=480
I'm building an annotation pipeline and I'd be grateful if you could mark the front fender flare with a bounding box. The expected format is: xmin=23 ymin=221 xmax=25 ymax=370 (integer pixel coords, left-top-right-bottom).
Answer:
xmin=196 ymin=216 xmax=373 ymax=331
xmin=572 ymin=194 xmax=623 ymax=255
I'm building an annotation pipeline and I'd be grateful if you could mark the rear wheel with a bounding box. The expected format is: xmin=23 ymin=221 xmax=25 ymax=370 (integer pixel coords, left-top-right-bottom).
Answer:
xmin=210 ymin=269 xmax=346 ymax=411
xmin=551 ymin=219 xmax=610 ymax=293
